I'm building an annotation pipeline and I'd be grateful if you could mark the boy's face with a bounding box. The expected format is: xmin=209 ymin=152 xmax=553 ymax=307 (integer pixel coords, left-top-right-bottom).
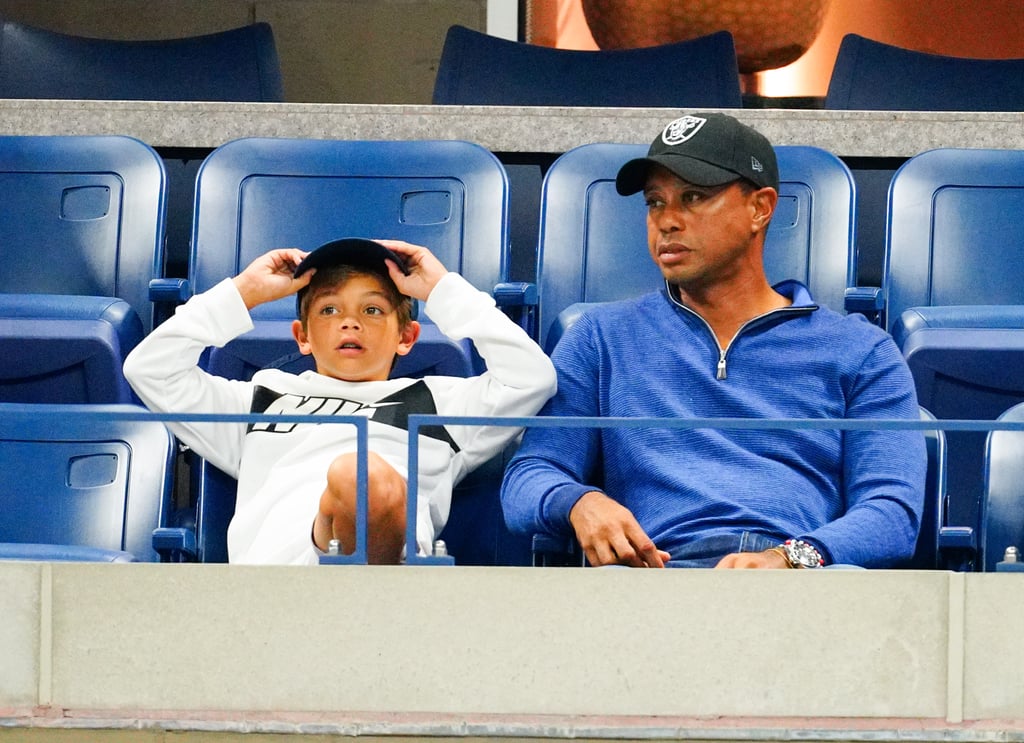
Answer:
xmin=291 ymin=273 xmax=419 ymax=382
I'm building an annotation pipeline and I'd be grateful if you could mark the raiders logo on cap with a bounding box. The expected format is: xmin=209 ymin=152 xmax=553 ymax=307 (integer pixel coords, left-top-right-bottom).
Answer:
xmin=661 ymin=115 xmax=707 ymax=146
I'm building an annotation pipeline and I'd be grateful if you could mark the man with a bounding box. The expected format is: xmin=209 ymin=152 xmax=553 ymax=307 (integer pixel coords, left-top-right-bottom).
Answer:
xmin=501 ymin=113 xmax=925 ymax=569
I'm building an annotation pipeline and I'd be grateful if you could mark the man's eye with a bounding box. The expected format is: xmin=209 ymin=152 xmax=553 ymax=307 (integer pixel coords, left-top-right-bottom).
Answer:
xmin=645 ymin=197 xmax=664 ymax=209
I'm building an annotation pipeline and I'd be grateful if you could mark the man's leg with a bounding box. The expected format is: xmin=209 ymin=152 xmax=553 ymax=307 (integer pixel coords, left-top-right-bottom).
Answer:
xmin=313 ymin=452 xmax=407 ymax=564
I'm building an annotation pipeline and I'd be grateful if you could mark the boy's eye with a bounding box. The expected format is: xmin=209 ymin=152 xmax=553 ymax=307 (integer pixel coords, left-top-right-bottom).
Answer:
xmin=319 ymin=305 xmax=338 ymax=316
xmin=365 ymin=306 xmax=384 ymax=316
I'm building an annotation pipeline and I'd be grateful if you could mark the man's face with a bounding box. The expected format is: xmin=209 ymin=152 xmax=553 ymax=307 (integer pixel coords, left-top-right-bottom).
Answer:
xmin=291 ymin=273 xmax=418 ymax=382
xmin=643 ymin=164 xmax=767 ymax=292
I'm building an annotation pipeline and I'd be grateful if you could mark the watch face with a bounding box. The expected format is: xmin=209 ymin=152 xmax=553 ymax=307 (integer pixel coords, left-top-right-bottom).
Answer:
xmin=786 ymin=540 xmax=823 ymax=568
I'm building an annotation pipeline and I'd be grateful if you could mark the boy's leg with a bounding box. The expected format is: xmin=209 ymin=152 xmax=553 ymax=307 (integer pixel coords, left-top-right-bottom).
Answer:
xmin=313 ymin=452 xmax=407 ymax=564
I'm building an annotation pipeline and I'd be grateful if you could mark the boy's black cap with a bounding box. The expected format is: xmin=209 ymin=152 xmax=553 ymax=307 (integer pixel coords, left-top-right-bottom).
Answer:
xmin=294 ymin=238 xmax=410 ymax=316
xmin=294 ymin=237 xmax=409 ymax=280
xmin=615 ymin=113 xmax=779 ymax=195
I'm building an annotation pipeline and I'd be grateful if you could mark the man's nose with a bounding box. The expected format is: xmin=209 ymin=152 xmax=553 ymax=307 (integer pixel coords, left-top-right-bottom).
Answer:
xmin=656 ymin=205 xmax=684 ymax=232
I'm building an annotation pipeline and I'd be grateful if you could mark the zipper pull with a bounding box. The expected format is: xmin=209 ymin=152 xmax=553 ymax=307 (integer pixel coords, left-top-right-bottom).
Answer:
xmin=717 ymin=352 xmax=727 ymax=380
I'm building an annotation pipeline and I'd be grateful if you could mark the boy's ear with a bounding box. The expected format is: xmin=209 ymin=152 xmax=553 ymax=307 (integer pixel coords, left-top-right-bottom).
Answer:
xmin=291 ymin=320 xmax=313 ymax=356
xmin=395 ymin=320 xmax=421 ymax=357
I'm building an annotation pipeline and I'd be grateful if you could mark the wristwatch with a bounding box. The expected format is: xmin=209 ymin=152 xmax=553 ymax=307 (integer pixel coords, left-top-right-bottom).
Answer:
xmin=771 ymin=539 xmax=825 ymax=569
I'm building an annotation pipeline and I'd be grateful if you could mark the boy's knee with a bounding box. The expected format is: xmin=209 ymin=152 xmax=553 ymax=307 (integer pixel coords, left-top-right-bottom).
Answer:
xmin=326 ymin=452 xmax=406 ymax=514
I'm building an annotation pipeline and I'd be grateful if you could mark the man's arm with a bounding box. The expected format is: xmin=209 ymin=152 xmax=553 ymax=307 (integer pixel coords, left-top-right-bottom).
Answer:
xmin=789 ymin=338 xmax=925 ymax=568
xmin=500 ymin=315 xmax=668 ymax=568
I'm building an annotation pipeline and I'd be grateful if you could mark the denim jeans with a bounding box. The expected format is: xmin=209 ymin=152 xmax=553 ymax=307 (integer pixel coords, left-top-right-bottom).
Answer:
xmin=665 ymin=532 xmax=780 ymax=569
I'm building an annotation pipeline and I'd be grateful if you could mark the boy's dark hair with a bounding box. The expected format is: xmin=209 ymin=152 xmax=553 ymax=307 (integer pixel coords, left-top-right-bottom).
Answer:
xmin=297 ymin=263 xmax=414 ymax=330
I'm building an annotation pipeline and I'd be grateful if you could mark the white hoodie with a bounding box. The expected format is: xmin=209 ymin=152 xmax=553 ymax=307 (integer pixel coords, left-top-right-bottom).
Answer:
xmin=123 ymin=272 xmax=556 ymax=564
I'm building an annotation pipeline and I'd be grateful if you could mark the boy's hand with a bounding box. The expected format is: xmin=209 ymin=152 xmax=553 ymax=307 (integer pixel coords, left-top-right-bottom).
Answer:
xmin=374 ymin=240 xmax=449 ymax=302
xmin=233 ymin=248 xmax=311 ymax=310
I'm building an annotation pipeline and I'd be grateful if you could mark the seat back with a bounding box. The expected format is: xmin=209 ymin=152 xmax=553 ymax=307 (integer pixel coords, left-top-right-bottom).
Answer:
xmin=191 ymin=137 xmax=510 ymax=378
xmin=433 ymin=25 xmax=741 ymax=108
xmin=884 ymin=148 xmax=1024 ymax=326
xmin=0 ymin=404 xmax=174 ymax=561
xmin=825 ymin=33 xmax=1024 ymax=111
xmin=537 ymin=143 xmax=856 ymax=350
xmin=885 ymin=147 xmax=1024 ymax=547
xmin=981 ymin=402 xmax=1024 ymax=571
xmin=0 ymin=134 xmax=167 ymax=403
xmin=0 ymin=20 xmax=283 ymax=101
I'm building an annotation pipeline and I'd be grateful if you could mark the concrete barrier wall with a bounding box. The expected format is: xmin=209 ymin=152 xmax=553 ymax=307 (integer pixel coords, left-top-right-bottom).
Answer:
xmin=3 ymin=563 xmax=1024 ymax=738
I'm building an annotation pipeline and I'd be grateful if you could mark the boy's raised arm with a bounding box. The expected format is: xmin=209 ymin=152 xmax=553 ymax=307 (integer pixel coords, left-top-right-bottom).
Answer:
xmin=232 ymin=248 xmax=313 ymax=310
xmin=374 ymin=239 xmax=449 ymax=302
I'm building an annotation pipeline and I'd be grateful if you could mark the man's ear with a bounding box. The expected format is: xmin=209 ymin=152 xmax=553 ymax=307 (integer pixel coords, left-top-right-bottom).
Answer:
xmin=291 ymin=319 xmax=313 ymax=356
xmin=751 ymin=186 xmax=778 ymax=232
xmin=395 ymin=320 xmax=421 ymax=357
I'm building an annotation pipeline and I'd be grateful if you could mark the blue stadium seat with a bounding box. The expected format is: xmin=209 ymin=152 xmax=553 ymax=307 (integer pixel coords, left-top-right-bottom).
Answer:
xmin=163 ymin=136 xmax=524 ymax=563
xmin=878 ymin=147 xmax=1024 ymax=569
xmin=537 ymin=143 xmax=856 ymax=351
xmin=0 ymin=404 xmax=175 ymax=562
xmin=433 ymin=25 xmax=742 ymax=108
xmin=0 ymin=134 xmax=167 ymax=403
xmin=980 ymin=402 xmax=1024 ymax=571
xmin=825 ymin=34 xmax=1024 ymax=111
xmin=189 ymin=136 xmax=517 ymax=380
xmin=0 ymin=20 xmax=283 ymax=101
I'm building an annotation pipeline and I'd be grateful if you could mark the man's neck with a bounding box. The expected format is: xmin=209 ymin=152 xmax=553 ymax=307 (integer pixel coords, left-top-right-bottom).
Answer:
xmin=672 ymin=277 xmax=792 ymax=349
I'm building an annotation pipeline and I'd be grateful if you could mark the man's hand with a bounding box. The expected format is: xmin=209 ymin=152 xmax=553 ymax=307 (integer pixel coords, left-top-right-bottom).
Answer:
xmin=569 ymin=491 xmax=670 ymax=568
xmin=232 ymin=248 xmax=311 ymax=310
xmin=374 ymin=240 xmax=449 ymax=301
xmin=715 ymin=548 xmax=790 ymax=569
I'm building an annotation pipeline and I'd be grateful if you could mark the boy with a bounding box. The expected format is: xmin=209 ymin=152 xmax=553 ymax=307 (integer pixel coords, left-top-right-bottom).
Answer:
xmin=124 ymin=238 xmax=556 ymax=565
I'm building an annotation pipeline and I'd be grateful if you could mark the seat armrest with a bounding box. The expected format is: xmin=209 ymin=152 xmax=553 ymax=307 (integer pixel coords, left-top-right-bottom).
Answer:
xmin=153 ymin=527 xmax=198 ymax=563
xmin=844 ymin=286 xmax=884 ymax=324
xmin=494 ymin=281 xmax=538 ymax=306
xmin=494 ymin=281 xmax=538 ymax=338
xmin=149 ymin=278 xmax=191 ymax=303
xmin=937 ymin=526 xmax=976 ymax=572
xmin=149 ymin=278 xmax=192 ymax=327
xmin=532 ymin=533 xmax=584 ymax=567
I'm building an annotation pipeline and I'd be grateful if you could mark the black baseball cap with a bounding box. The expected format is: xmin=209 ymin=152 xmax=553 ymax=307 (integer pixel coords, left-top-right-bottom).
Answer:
xmin=615 ymin=113 xmax=779 ymax=195
xmin=294 ymin=237 xmax=409 ymax=280
xmin=294 ymin=238 xmax=410 ymax=316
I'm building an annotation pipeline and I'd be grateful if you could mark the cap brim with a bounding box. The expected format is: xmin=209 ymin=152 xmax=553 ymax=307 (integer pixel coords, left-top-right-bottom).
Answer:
xmin=294 ymin=238 xmax=409 ymax=278
xmin=615 ymin=154 xmax=741 ymax=195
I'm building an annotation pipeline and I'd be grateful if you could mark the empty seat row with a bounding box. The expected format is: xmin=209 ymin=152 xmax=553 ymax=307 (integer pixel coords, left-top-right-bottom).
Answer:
xmin=1 ymin=134 xmax=1022 ymax=569
xmin=0 ymin=19 xmax=283 ymax=102
xmin=8 ymin=17 xmax=1024 ymax=113
xmin=434 ymin=26 xmax=1024 ymax=113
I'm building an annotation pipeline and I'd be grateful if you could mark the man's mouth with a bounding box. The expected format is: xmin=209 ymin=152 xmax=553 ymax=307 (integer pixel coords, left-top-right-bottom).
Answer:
xmin=657 ymin=243 xmax=691 ymax=263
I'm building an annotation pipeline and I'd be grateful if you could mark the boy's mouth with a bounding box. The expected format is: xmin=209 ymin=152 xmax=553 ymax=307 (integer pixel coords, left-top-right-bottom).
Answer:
xmin=337 ymin=341 xmax=364 ymax=355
